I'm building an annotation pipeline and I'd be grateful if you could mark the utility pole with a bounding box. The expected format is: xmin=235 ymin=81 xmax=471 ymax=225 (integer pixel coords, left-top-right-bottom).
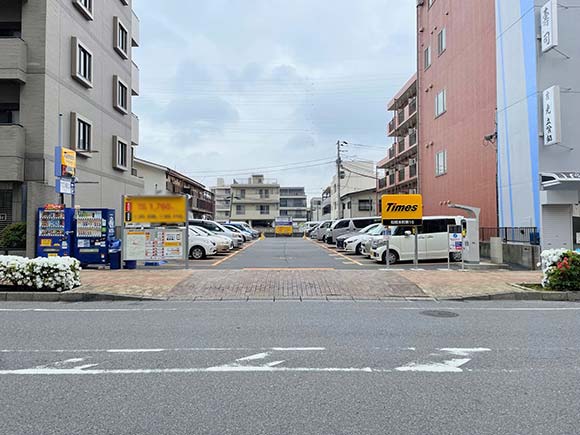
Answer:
xmin=336 ymin=140 xmax=343 ymax=219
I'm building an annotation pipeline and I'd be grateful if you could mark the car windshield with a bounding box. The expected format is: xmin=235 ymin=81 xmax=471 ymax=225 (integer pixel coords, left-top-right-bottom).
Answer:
xmin=193 ymin=226 xmax=213 ymax=236
xmin=359 ymin=224 xmax=378 ymax=234
xmin=369 ymin=225 xmax=385 ymax=235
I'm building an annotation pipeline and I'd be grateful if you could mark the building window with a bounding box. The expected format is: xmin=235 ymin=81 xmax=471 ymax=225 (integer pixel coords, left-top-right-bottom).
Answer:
xmin=113 ymin=75 xmax=128 ymax=114
xmin=0 ymin=103 xmax=19 ymax=124
xmin=258 ymin=205 xmax=270 ymax=215
xmin=435 ymin=150 xmax=447 ymax=176
xmin=113 ymin=136 xmax=129 ymax=171
xmin=73 ymin=0 xmax=93 ymax=20
xmin=424 ymin=46 xmax=431 ymax=70
xmin=358 ymin=200 xmax=372 ymax=212
xmin=435 ymin=89 xmax=446 ymax=117
xmin=438 ymin=28 xmax=446 ymax=55
xmin=239 ymin=189 xmax=246 ymax=199
xmin=70 ymin=112 xmax=92 ymax=153
xmin=114 ymin=17 xmax=129 ymax=59
xmin=236 ymin=205 xmax=245 ymax=215
xmin=71 ymin=37 xmax=93 ymax=88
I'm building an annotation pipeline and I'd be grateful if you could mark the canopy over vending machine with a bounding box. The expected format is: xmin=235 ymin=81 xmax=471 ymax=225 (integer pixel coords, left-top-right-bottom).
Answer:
xmin=37 ymin=204 xmax=74 ymax=257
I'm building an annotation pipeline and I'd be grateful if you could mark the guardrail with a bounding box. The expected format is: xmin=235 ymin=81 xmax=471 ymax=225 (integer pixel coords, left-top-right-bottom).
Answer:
xmin=480 ymin=227 xmax=540 ymax=245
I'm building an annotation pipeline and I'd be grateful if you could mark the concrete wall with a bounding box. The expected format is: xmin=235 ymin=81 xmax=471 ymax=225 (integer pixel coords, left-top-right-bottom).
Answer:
xmin=134 ymin=161 xmax=167 ymax=195
xmin=480 ymin=241 xmax=540 ymax=270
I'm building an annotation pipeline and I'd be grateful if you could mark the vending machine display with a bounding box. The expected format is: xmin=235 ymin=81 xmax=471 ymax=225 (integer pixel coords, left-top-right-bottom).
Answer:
xmin=37 ymin=206 xmax=75 ymax=257
xmin=73 ymin=209 xmax=117 ymax=265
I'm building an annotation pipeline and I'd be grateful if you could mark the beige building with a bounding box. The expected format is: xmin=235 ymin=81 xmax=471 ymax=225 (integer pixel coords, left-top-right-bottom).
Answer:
xmin=331 ymin=161 xmax=376 ymax=220
xmin=341 ymin=188 xmax=378 ymax=219
xmin=0 ymin=0 xmax=143 ymax=255
xmin=279 ymin=187 xmax=307 ymax=225
xmin=212 ymin=178 xmax=232 ymax=222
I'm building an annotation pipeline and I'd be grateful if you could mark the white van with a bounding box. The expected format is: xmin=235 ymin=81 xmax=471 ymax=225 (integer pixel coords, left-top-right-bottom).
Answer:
xmin=371 ymin=216 xmax=463 ymax=264
xmin=326 ymin=217 xmax=382 ymax=244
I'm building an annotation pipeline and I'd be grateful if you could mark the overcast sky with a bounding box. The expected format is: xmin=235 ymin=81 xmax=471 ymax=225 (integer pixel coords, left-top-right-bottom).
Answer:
xmin=133 ymin=0 xmax=416 ymax=198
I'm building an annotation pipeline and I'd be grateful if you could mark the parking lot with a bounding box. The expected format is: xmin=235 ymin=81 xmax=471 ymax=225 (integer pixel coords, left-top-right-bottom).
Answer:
xmin=191 ymin=237 xmax=466 ymax=271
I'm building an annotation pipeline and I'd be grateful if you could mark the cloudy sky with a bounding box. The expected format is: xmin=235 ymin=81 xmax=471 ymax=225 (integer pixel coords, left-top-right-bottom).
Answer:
xmin=133 ymin=0 xmax=416 ymax=198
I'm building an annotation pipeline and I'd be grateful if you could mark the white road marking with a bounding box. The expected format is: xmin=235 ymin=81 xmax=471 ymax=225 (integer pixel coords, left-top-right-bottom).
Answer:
xmin=395 ymin=348 xmax=491 ymax=373
xmin=107 ymin=349 xmax=165 ymax=353
xmin=0 ymin=347 xmax=326 ymax=354
xmin=236 ymin=352 xmax=269 ymax=362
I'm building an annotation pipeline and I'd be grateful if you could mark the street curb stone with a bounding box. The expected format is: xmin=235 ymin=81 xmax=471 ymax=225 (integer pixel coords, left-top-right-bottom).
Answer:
xmin=2 ymin=292 xmax=162 ymax=303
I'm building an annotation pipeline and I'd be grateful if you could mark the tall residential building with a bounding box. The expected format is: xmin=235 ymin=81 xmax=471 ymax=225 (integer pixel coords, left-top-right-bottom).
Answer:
xmin=212 ymin=178 xmax=232 ymax=222
xmin=309 ymin=197 xmax=322 ymax=222
xmin=321 ymin=187 xmax=331 ymax=221
xmin=378 ymin=75 xmax=418 ymax=200
xmin=134 ymin=158 xmax=215 ymax=220
xmin=331 ymin=161 xmax=376 ymax=220
xmin=0 ymin=0 xmax=143 ymax=255
xmin=279 ymin=187 xmax=308 ymax=225
xmin=496 ymin=0 xmax=580 ymax=250
xmin=417 ymin=0 xmax=497 ymax=228
xmin=225 ymin=175 xmax=281 ymax=228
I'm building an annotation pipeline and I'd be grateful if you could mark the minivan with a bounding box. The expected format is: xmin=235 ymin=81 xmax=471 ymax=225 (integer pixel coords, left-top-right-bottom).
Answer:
xmin=370 ymin=216 xmax=463 ymax=264
xmin=326 ymin=217 xmax=382 ymax=244
xmin=310 ymin=220 xmax=333 ymax=241
xmin=189 ymin=219 xmax=244 ymax=248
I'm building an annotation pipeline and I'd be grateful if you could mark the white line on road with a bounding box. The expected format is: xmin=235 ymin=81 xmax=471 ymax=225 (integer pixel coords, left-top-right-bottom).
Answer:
xmin=394 ymin=348 xmax=491 ymax=373
xmin=0 ymin=347 xmax=326 ymax=354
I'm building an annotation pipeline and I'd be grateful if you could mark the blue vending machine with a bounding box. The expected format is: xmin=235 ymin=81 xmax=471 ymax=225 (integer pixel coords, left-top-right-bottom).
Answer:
xmin=73 ymin=209 xmax=117 ymax=266
xmin=37 ymin=205 xmax=75 ymax=257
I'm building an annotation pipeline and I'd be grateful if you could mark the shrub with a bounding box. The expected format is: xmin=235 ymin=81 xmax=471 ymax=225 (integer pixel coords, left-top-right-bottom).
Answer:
xmin=0 ymin=256 xmax=81 ymax=292
xmin=0 ymin=223 xmax=26 ymax=250
xmin=541 ymin=249 xmax=580 ymax=291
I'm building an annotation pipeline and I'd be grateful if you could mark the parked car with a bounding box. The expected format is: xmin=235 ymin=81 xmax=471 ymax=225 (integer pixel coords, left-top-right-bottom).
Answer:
xmin=337 ymin=223 xmax=383 ymax=251
xmin=301 ymin=221 xmax=320 ymax=234
xmin=189 ymin=219 xmax=244 ymax=248
xmin=310 ymin=220 xmax=333 ymax=241
xmin=361 ymin=224 xmax=388 ymax=257
xmin=226 ymin=221 xmax=260 ymax=239
xmin=326 ymin=217 xmax=382 ymax=245
xmin=187 ymin=228 xmax=217 ymax=260
xmin=190 ymin=226 xmax=233 ymax=252
xmin=371 ymin=216 xmax=464 ymax=264
xmin=223 ymin=224 xmax=253 ymax=242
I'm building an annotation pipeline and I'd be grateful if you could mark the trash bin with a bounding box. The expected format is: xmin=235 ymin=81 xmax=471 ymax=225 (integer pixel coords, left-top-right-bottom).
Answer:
xmin=109 ymin=240 xmax=122 ymax=270
xmin=124 ymin=260 xmax=137 ymax=270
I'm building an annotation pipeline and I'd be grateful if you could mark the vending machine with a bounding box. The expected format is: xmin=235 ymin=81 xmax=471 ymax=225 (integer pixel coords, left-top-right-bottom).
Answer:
xmin=73 ymin=208 xmax=117 ymax=265
xmin=37 ymin=205 xmax=75 ymax=257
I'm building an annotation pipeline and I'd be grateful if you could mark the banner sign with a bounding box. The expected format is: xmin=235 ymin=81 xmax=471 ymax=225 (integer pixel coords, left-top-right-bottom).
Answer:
xmin=123 ymin=228 xmax=185 ymax=261
xmin=381 ymin=194 xmax=423 ymax=226
xmin=543 ymin=85 xmax=561 ymax=146
xmin=54 ymin=146 xmax=76 ymax=178
xmin=123 ymin=196 xmax=187 ymax=224
xmin=541 ymin=0 xmax=558 ymax=53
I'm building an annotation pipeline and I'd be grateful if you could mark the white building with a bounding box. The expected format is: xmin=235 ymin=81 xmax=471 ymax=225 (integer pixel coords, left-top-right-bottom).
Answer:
xmin=330 ymin=161 xmax=376 ymax=220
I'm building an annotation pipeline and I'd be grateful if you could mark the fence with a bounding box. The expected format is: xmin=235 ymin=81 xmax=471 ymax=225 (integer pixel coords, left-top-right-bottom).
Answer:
xmin=480 ymin=227 xmax=540 ymax=245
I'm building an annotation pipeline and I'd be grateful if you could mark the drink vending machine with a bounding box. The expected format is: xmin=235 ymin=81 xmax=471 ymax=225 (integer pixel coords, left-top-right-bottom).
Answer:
xmin=37 ymin=206 xmax=117 ymax=265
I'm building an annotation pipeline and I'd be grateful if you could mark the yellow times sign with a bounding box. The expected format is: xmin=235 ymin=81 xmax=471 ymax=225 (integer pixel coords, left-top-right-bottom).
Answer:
xmin=61 ymin=148 xmax=77 ymax=168
xmin=381 ymin=194 xmax=423 ymax=226
xmin=124 ymin=195 xmax=187 ymax=224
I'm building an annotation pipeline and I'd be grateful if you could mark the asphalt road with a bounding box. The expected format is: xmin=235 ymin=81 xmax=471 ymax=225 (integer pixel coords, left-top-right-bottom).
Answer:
xmin=2 ymin=300 xmax=580 ymax=434
xmin=212 ymin=237 xmax=461 ymax=270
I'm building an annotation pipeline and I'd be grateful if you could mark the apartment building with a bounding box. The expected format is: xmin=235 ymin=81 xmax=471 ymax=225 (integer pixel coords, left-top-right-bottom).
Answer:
xmin=417 ymin=0 xmax=497 ymax=228
xmin=321 ymin=187 xmax=331 ymax=221
xmin=378 ymin=75 xmax=418 ymax=201
xmin=309 ymin=197 xmax=322 ymax=222
xmin=226 ymin=175 xmax=281 ymax=228
xmin=134 ymin=158 xmax=215 ymax=220
xmin=331 ymin=161 xmax=376 ymax=220
xmin=0 ymin=0 xmax=143 ymax=255
xmin=279 ymin=187 xmax=307 ymax=225
xmin=341 ymin=188 xmax=378 ymax=219
xmin=496 ymin=0 xmax=580 ymax=250
xmin=212 ymin=178 xmax=232 ymax=222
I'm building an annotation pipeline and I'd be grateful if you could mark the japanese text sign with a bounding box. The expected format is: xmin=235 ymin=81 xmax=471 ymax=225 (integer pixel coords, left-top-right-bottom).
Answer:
xmin=123 ymin=195 xmax=187 ymax=224
xmin=381 ymin=194 xmax=423 ymax=226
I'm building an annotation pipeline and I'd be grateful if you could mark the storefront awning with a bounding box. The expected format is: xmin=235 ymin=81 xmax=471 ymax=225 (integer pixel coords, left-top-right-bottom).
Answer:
xmin=541 ymin=172 xmax=580 ymax=190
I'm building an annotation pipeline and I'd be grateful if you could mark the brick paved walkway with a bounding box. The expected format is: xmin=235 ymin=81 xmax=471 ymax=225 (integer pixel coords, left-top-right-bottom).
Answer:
xmin=73 ymin=268 xmax=543 ymax=300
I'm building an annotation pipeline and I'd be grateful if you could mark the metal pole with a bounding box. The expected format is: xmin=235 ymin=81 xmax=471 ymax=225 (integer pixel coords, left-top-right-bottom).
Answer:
xmin=461 ymin=233 xmax=465 ymax=271
xmin=413 ymin=226 xmax=419 ymax=268
xmin=185 ymin=218 xmax=189 ymax=270
xmin=447 ymin=225 xmax=451 ymax=271
xmin=336 ymin=140 xmax=342 ymax=219
xmin=58 ymin=114 xmax=65 ymax=205
xmin=385 ymin=239 xmax=390 ymax=270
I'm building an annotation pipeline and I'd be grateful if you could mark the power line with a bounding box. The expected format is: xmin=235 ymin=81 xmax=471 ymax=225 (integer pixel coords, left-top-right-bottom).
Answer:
xmin=186 ymin=157 xmax=335 ymax=174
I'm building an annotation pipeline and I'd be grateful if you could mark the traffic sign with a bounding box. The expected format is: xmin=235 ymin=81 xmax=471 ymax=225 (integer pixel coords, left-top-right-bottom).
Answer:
xmin=381 ymin=194 xmax=423 ymax=226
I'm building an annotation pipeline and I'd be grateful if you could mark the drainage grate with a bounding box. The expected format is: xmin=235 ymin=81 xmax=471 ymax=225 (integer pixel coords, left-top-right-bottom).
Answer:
xmin=420 ymin=310 xmax=459 ymax=318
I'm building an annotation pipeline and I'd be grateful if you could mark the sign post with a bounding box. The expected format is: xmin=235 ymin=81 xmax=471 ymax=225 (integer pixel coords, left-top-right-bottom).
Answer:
xmin=381 ymin=194 xmax=423 ymax=269
xmin=448 ymin=225 xmax=463 ymax=270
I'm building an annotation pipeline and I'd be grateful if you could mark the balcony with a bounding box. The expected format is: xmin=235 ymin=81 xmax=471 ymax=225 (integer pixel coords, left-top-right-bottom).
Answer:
xmin=397 ymin=137 xmax=406 ymax=155
xmin=408 ymin=97 xmax=417 ymax=116
xmin=192 ymin=197 xmax=214 ymax=214
xmin=388 ymin=118 xmax=396 ymax=135
xmin=409 ymin=164 xmax=417 ymax=178
xmin=0 ymin=124 xmax=25 ymax=181
xmin=131 ymin=113 xmax=139 ymax=146
xmin=131 ymin=10 xmax=140 ymax=47
xmin=0 ymin=39 xmax=27 ymax=83
xmin=397 ymin=109 xmax=405 ymax=124
xmin=397 ymin=168 xmax=406 ymax=183
xmin=378 ymin=177 xmax=388 ymax=190
xmin=409 ymin=129 xmax=417 ymax=146
xmin=131 ymin=61 xmax=139 ymax=96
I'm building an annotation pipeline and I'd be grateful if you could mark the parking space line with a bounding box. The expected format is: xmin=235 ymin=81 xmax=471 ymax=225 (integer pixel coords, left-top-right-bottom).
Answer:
xmin=242 ymin=268 xmax=335 ymax=271
xmin=308 ymin=239 xmax=363 ymax=266
xmin=211 ymin=240 xmax=259 ymax=267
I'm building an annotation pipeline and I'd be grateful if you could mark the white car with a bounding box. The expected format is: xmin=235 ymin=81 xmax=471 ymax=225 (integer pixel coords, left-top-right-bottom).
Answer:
xmin=360 ymin=225 xmax=388 ymax=257
xmin=371 ymin=216 xmax=464 ymax=264
xmin=187 ymin=229 xmax=217 ymax=260
xmin=190 ymin=226 xmax=233 ymax=253
xmin=190 ymin=219 xmax=244 ymax=248
xmin=344 ymin=224 xmax=384 ymax=255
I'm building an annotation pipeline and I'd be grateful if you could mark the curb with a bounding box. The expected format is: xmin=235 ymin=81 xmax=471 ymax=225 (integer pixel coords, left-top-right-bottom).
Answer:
xmin=0 ymin=291 xmax=163 ymax=303
xmin=438 ymin=285 xmax=580 ymax=302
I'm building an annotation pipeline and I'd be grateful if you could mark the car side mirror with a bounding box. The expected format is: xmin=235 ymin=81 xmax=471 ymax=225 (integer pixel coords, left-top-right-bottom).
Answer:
xmin=404 ymin=230 xmax=412 ymax=237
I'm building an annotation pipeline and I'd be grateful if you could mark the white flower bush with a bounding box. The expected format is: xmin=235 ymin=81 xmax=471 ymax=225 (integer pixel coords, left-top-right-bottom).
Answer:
xmin=540 ymin=249 xmax=571 ymax=288
xmin=0 ymin=256 xmax=81 ymax=292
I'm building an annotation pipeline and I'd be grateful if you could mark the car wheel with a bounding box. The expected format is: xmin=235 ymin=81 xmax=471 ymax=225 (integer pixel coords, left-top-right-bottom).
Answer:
xmin=451 ymin=252 xmax=462 ymax=262
xmin=322 ymin=235 xmax=327 ymax=243
xmin=189 ymin=246 xmax=205 ymax=260
xmin=382 ymin=250 xmax=399 ymax=265
xmin=355 ymin=243 xmax=362 ymax=255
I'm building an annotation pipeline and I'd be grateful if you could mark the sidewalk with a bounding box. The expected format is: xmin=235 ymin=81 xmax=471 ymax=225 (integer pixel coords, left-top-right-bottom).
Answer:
xmin=73 ymin=268 xmax=543 ymax=301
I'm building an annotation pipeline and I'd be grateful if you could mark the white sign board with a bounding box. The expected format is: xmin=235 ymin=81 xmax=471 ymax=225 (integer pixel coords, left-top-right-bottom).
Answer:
xmin=541 ymin=0 xmax=558 ymax=53
xmin=123 ymin=228 xmax=186 ymax=261
xmin=543 ymin=85 xmax=561 ymax=146
xmin=448 ymin=233 xmax=463 ymax=253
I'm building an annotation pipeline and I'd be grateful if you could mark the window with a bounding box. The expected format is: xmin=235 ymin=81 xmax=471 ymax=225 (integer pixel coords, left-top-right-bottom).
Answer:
xmin=239 ymin=189 xmax=246 ymax=198
xmin=422 ymin=219 xmax=456 ymax=234
xmin=73 ymin=0 xmax=93 ymax=20
xmin=333 ymin=220 xmax=350 ymax=229
xmin=236 ymin=205 xmax=245 ymax=215
xmin=354 ymin=218 xmax=377 ymax=229
xmin=435 ymin=89 xmax=446 ymax=117
xmin=0 ymin=103 xmax=19 ymax=124
xmin=258 ymin=205 xmax=270 ymax=215
xmin=358 ymin=200 xmax=373 ymax=212
xmin=70 ymin=112 xmax=92 ymax=153
xmin=259 ymin=189 xmax=269 ymax=198
xmin=113 ymin=75 xmax=128 ymax=114
xmin=424 ymin=46 xmax=431 ymax=70
xmin=438 ymin=28 xmax=446 ymax=55
xmin=435 ymin=150 xmax=447 ymax=176
xmin=113 ymin=136 xmax=129 ymax=170
xmin=114 ymin=17 xmax=129 ymax=59
xmin=71 ymin=37 xmax=93 ymax=88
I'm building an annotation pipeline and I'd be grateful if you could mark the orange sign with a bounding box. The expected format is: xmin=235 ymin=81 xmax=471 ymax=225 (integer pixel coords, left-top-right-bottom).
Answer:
xmin=381 ymin=194 xmax=423 ymax=226
xmin=123 ymin=196 xmax=187 ymax=224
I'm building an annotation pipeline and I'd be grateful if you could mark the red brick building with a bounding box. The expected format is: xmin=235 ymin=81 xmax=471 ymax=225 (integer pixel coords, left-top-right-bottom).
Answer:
xmin=417 ymin=0 xmax=498 ymax=227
